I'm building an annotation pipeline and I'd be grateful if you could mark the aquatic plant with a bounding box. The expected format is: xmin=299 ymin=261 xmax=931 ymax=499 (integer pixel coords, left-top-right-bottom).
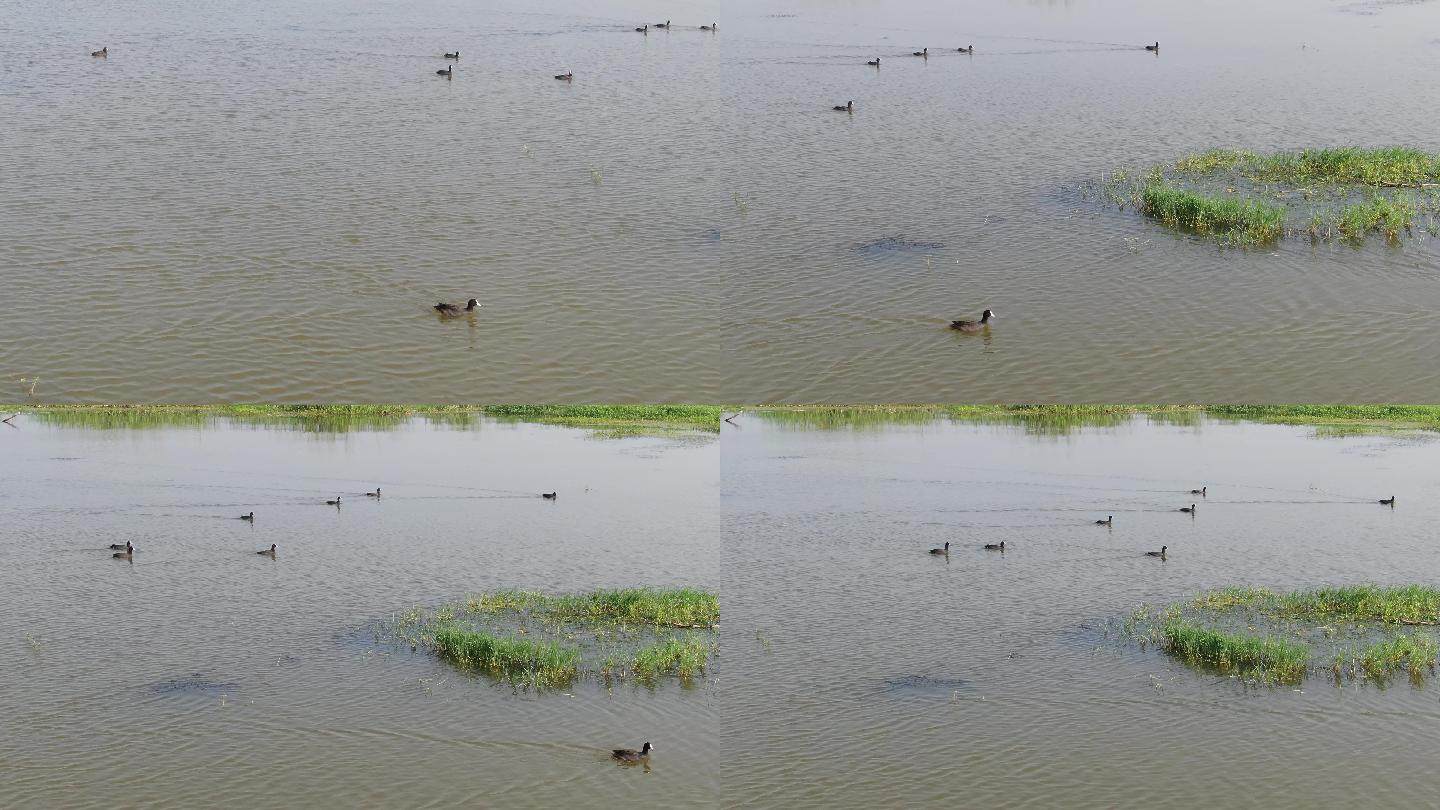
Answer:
xmin=1158 ymin=620 xmax=1309 ymax=685
xmin=629 ymin=635 xmax=714 ymax=681
xmin=433 ymin=627 xmax=581 ymax=688
xmin=1137 ymin=183 xmax=1286 ymax=244
xmin=464 ymin=587 xmax=719 ymax=628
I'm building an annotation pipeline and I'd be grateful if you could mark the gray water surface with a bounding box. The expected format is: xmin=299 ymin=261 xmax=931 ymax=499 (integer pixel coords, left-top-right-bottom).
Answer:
xmin=723 ymin=415 xmax=1440 ymax=807
xmin=5 ymin=0 xmax=1440 ymax=401
xmin=0 ymin=418 xmax=718 ymax=808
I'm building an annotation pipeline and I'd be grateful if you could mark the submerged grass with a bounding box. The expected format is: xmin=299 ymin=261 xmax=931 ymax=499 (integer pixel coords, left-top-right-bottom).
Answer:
xmin=1159 ymin=620 xmax=1309 ymax=685
xmin=1356 ymin=632 xmax=1439 ymax=681
xmin=629 ymin=635 xmax=714 ymax=681
xmin=433 ymin=627 xmax=581 ymax=688
xmin=463 ymin=587 xmax=719 ymax=628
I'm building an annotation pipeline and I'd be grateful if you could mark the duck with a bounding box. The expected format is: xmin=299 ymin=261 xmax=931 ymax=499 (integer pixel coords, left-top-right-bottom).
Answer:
xmin=957 ymin=45 xmax=973 ymax=53
xmin=833 ymin=100 xmax=853 ymax=112
xmin=949 ymin=309 xmax=996 ymax=332
xmin=928 ymin=541 xmax=950 ymax=555
xmin=912 ymin=47 xmax=928 ymax=57
xmin=1145 ymin=42 xmax=1159 ymax=51
xmin=113 ymin=547 xmax=133 ymax=559
xmin=1190 ymin=486 xmax=1207 ymax=496
xmin=700 ymin=23 xmax=717 ymax=31
xmin=636 ymin=24 xmax=648 ymax=33
xmin=866 ymin=57 xmax=880 ymax=66
xmin=327 ymin=496 xmax=342 ymax=506
xmin=108 ymin=541 xmax=133 ymax=551
xmin=1145 ymin=546 xmax=1168 ymax=558
xmin=1095 ymin=516 xmax=1113 ymax=526
xmin=984 ymin=541 xmax=1006 ymax=551
xmin=365 ymin=488 xmax=381 ymax=498
xmin=542 ymin=492 xmax=558 ymax=500
xmin=555 ymin=71 xmax=573 ymax=80
xmin=1179 ymin=504 xmax=1196 ymax=513
xmin=444 ymin=51 xmax=460 ymax=59
xmin=91 ymin=46 xmax=108 ymax=57
xmin=434 ymin=298 xmax=480 ymax=315
xmin=612 ymin=742 xmax=652 ymax=762
xmin=655 ymin=20 xmax=671 ymax=29
xmin=1380 ymin=496 xmax=1396 ymax=506
xmin=258 ymin=543 xmax=277 ymax=556
xmin=436 ymin=65 xmax=453 ymax=77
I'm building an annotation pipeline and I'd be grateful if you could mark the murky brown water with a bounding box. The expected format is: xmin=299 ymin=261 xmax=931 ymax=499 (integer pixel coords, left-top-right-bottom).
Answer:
xmin=6 ymin=0 xmax=1440 ymax=401
xmin=0 ymin=418 xmax=717 ymax=808
xmin=722 ymin=414 xmax=1440 ymax=807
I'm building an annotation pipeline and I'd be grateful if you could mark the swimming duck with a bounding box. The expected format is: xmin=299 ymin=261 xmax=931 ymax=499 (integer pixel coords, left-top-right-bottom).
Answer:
xmin=1145 ymin=546 xmax=1167 ymax=558
xmin=700 ymin=23 xmax=717 ymax=31
xmin=1190 ymin=486 xmax=1207 ymax=496
xmin=1145 ymin=42 xmax=1159 ymax=51
xmin=434 ymin=298 xmax=480 ymax=315
xmin=612 ymin=742 xmax=652 ymax=762
xmin=928 ymin=541 xmax=950 ymax=555
xmin=1179 ymin=504 xmax=1196 ymax=513
xmin=1380 ymin=496 xmax=1395 ymax=506
xmin=258 ymin=543 xmax=277 ymax=556
xmin=833 ymin=100 xmax=853 ymax=112
xmin=92 ymin=46 xmax=108 ymax=57
xmin=984 ymin=541 xmax=1005 ymax=551
xmin=655 ymin=20 xmax=671 ymax=29
xmin=866 ymin=57 xmax=880 ymax=66
xmin=542 ymin=492 xmax=558 ymax=500
xmin=912 ymin=47 xmax=928 ymax=57
xmin=949 ymin=309 xmax=996 ymax=332
xmin=444 ymin=51 xmax=460 ymax=59
xmin=957 ymin=45 xmax=973 ymax=53
xmin=365 ymin=488 xmax=381 ymax=498
xmin=108 ymin=541 xmax=133 ymax=551
xmin=555 ymin=71 xmax=573 ymax=80
xmin=636 ymin=24 xmax=648 ymax=33
xmin=327 ymin=496 xmax=342 ymax=506
xmin=436 ymin=65 xmax=453 ymax=77
xmin=240 ymin=511 xmax=255 ymax=521
xmin=1095 ymin=516 xmax=1113 ymax=525
xmin=113 ymin=547 xmax=133 ymax=559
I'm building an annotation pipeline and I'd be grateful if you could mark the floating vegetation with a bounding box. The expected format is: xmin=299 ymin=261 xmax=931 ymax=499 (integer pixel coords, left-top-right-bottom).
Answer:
xmin=391 ymin=587 xmax=719 ymax=691
xmin=1127 ymin=585 xmax=1440 ymax=686
xmin=855 ymin=236 xmax=946 ymax=254
xmin=1100 ymin=146 xmax=1440 ymax=246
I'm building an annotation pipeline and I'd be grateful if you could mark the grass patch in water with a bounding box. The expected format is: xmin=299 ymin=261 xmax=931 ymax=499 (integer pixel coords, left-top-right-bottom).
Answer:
xmin=433 ymin=627 xmax=581 ymax=688
xmin=2 ymin=404 xmax=720 ymax=436
xmin=463 ymin=587 xmax=719 ymax=628
xmin=1159 ymin=620 xmax=1309 ymax=685
xmin=1137 ymin=183 xmax=1287 ymax=244
xmin=629 ymin=635 xmax=714 ymax=682
xmin=1102 ymin=146 xmax=1440 ymax=246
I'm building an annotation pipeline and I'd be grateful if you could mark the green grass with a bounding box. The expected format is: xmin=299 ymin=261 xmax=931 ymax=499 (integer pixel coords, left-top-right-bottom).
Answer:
xmin=1332 ymin=194 xmax=1416 ymax=242
xmin=464 ymin=588 xmax=719 ymax=628
xmin=1137 ymin=183 xmax=1287 ymax=244
xmin=744 ymin=405 xmax=1440 ymax=436
xmin=629 ymin=635 xmax=714 ymax=681
xmin=433 ymin=627 xmax=581 ymax=688
xmin=0 ymin=404 xmax=720 ymax=436
xmin=1192 ymin=585 xmax=1440 ymax=624
xmin=1357 ymin=632 xmax=1439 ymax=681
xmin=1158 ymin=620 xmax=1309 ymax=684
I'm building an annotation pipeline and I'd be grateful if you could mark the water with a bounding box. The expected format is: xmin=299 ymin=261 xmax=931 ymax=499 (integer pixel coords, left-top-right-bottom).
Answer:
xmin=0 ymin=417 xmax=718 ymax=808
xmin=6 ymin=0 xmax=1440 ymax=401
xmin=722 ymin=414 xmax=1440 ymax=807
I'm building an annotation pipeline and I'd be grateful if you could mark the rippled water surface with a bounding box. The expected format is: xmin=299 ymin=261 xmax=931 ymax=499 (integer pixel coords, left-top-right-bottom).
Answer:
xmin=5 ymin=0 xmax=1440 ymax=401
xmin=723 ymin=414 xmax=1440 ymax=807
xmin=0 ymin=418 xmax=717 ymax=808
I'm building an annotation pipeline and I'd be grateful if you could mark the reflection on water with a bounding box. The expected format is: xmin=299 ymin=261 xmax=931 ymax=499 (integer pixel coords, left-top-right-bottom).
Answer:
xmin=0 ymin=418 xmax=717 ymax=809
xmin=4 ymin=0 xmax=1440 ymax=401
xmin=722 ymin=415 xmax=1440 ymax=808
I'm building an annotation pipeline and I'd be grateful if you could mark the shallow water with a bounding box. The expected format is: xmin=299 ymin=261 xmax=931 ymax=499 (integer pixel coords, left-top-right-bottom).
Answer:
xmin=6 ymin=0 xmax=1440 ymax=401
xmin=0 ymin=418 xmax=717 ymax=808
xmin=722 ymin=415 xmax=1440 ymax=807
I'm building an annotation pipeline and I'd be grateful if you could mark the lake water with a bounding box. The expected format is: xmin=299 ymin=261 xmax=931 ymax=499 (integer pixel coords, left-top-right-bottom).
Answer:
xmin=6 ymin=0 xmax=1440 ymax=402
xmin=0 ymin=417 xmax=718 ymax=808
xmin=722 ymin=414 xmax=1440 ymax=807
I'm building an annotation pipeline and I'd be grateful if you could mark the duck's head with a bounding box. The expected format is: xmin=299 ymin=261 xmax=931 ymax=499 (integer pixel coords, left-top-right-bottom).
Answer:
xmin=467 ymin=298 xmax=480 ymax=308
xmin=641 ymin=742 xmax=652 ymax=754
xmin=982 ymin=308 xmax=996 ymax=320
